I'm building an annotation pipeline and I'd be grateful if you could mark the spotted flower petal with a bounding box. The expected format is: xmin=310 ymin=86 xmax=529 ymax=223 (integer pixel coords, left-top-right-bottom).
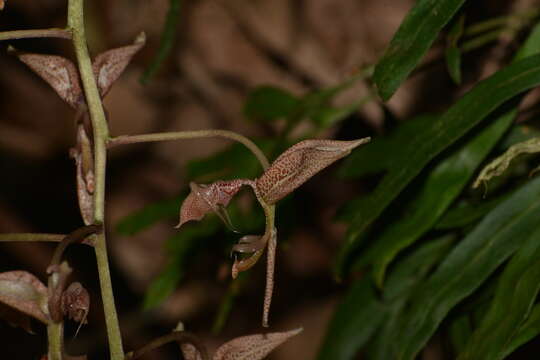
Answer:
xmin=176 ymin=179 xmax=254 ymax=229
xmin=256 ymin=138 xmax=370 ymax=204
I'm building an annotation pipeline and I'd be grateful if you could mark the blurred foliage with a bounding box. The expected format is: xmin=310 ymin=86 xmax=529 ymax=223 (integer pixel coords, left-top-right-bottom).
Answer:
xmin=117 ymin=2 xmax=540 ymax=358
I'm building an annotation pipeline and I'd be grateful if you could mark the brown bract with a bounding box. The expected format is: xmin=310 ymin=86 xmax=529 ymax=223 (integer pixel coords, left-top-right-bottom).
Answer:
xmin=92 ymin=32 xmax=146 ymax=98
xmin=256 ymin=138 xmax=371 ymax=204
xmin=0 ymin=271 xmax=49 ymax=324
xmin=17 ymin=52 xmax=83 ymax=107
xmin=15 ymin=32 xmax=146 ymax=108
xmin=180 ymin=328 xmax=302 ymax=360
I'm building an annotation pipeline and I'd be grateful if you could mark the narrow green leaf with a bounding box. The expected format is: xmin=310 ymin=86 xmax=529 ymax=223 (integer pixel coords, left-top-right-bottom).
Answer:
xmin=500 ymin=304 xmax=540 ymax=358
xmin=446 ymin=16 xmax=465 ymax=84
xmin=244 ymin=86 xmax=299 ymax=122
xmin=446 ymin=46 xmax=462 ymax=84
xmin=369 ymin=236 xmax=453 ymax=360
xmin=116 ymin=197 xmax=181 ymax=236
xmin=318 ymin=236 xmax=453 ymax=360
xmin=394 ymin=176 xmax=540 ymax=360
xmin=373 ymin=0 xmax=467 ymax=100
xmin=143 ymin=218 xmax=220 ymax=308
xmin=339 ymin=114 xmax=436 ymax=179
xmin=335 ymin=53 xmax=540 ymax=278
xmin=434 ymin=195 xmax=506 ymax=230
xmin=458 ymin=225 xmax=540 ymax=360
xmin=140 ymin=0 xmax=181 ymax=84
xmin=369 ymin=109 xmax=515 ymax=286
xmin=449 ymin=315 xmax=472 ymax=354
xmin=316 ymin=279 xmax=385 ymax=360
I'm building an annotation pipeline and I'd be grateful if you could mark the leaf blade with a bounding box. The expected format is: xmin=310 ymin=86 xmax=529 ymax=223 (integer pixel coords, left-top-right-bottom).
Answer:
xmin=373 ymin=0 xmax=467 ymax=100
xmin=335 ymin=53 xmax=540 ymax=278
xmin=394 ymin=176 xmax=540 ymax=360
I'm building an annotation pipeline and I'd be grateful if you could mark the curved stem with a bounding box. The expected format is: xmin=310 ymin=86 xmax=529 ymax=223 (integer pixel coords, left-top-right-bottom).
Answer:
xmin=108 ymin=130 xmax=270 ymax=170
xmin=0 ymin=28 xmax=71 ymax=41
xmin=49 ymin=225 xmax=101 ymax=268
xmin=67 ymin=0 xmax=123 ymax=359
xmin=126 ymin=331 xmax=209 ymax=360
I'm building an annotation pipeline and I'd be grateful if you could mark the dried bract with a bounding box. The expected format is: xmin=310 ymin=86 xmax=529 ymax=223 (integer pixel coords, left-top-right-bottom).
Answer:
xmin=256 ymin=138 xmax=370 ymax=204
xmin=92 ymin=32 xmax=146 ymax=98
xmin=17 ymin=53 xmax=83 ymax=107
xmin=0 ymin=271 xmax=49 ymax=324
xmin=213 ymin=327 xmax=302 ymax=360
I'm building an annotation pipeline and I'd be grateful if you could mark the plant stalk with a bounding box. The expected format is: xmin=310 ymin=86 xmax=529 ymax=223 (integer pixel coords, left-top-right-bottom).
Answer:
xmin=108 ymin=130 xmax=270 ymax=170
xmin=0 ymin=28 xmax=71 ymax=41
xmin=47 ymin=322 xmax=64 ymax=360
xmin=67 ymin=0 xmax=123 ymax=359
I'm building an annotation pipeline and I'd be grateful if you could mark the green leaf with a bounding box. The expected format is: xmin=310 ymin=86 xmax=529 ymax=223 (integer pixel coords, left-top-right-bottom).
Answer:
xmin=458 ymin=225 xmax=540 ymax=360
xmin=434 ymin=195 xmax=507 ymax=230
xmin=318 ymin=235 xmax=453 ymax=360
xmin=373 ymin=0 xmax=467 ymax=100
xmin=446 ymin=46 xmax=462 ymax=84
xmin=244 ymin=86 xmax=299 ymax=122
xmin=368 ymin=108 xmax=515 ymax=286
xmin=140 ymin=0 xmax=182 ymax=84
xmin=449 ymin=315 xmax=472 ymax=354
xmin=335 ymin=53 xmax=540 ymax=279
xmin=500 ymin=304 xmax=540 ymax=358
xmin=446 ymin=16 xmax=465 ymax=84
xmin=368 ymin=236 xmax=453 ymax=360
xmin=316 ymin=278 xmax=385 ymax=360
xmin=310 ymin=100 xmax=364 ymax=130
xmin=116 ymin=197 xmax=181 ymax=236
xmin=339 ymin=114 xmax=436 ymax=179
xmin=143 ymin=218 xmax=221 ymax=309
xmin=393 ymin=176 xmax=540 ymax=360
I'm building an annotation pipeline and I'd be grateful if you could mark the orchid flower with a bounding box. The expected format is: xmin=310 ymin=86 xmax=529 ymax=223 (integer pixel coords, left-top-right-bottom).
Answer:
xmin=177 ymin=137 xmax=370 ymax=326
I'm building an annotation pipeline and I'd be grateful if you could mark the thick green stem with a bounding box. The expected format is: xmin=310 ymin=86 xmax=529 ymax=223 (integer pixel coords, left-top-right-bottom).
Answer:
xmin=67 ymin=0 xmax=123 ymax=359
xmin=47 ymin=322 xmax=64 ymax=360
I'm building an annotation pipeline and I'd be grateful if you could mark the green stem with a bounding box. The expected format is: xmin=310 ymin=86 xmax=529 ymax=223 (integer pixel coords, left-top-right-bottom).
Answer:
xmin=108 ymin=130 xmax=270 ymax=170
xmin=0 ymin=233 xmax=65 ymax=242
xmin=0 ymin=28 xmax=71 ymax=41
xmin=67 ymin=0 xmax=123 ymax=359
xmin=47 ymin=322 xmax=64 ymax=360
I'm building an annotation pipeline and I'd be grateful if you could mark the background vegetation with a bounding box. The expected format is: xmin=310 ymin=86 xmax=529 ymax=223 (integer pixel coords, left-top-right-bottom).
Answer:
xmin=3 ymin=0 xmax=540 ymax=359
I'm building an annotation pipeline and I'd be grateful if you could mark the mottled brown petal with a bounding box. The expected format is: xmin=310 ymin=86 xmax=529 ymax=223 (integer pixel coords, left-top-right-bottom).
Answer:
xmin=0 ymin=271 xmax=49 ymax=324
xmin=213 ymin=328 xmax=302 ymax=360
xmin=92 ymin=32 xmax=146 ymax=98
xmin=256 ymin=138 xmax=370 ymax=204
xmin=17 ymin=53 xmax=82 ymax=107
xmin=61 ymin=282 xmax=89 ymax=324
xmin=177 ymin=179 xmax=254 ymax=229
